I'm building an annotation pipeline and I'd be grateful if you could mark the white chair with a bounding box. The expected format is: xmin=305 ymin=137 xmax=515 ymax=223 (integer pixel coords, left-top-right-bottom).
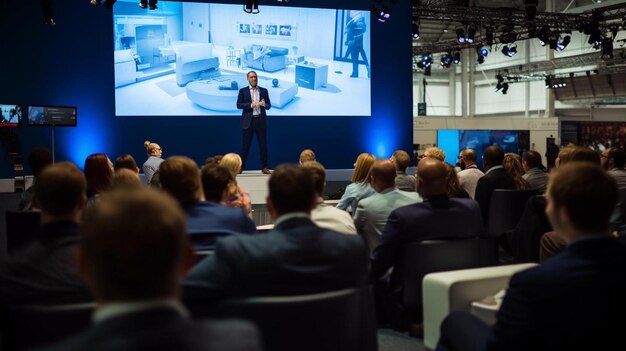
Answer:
xmin=422 ymin=263 xmax=537 ymax=350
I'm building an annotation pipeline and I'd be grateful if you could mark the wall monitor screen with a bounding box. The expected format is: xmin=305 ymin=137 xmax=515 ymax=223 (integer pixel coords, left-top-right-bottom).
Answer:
xmin=27 ymin=106 xmax=77 ymax=126
xmin=113 ymin=0 xmax=371 ymax=116
xmin=0 ymin=104 xmax=22 ymax=127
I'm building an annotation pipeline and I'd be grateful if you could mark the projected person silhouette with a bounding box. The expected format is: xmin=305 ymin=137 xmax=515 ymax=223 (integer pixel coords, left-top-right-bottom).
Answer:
xmin=345 ymin=11 xmax=369 ymax=78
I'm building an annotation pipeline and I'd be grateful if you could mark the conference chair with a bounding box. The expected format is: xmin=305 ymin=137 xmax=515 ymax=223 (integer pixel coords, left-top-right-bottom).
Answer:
xmin=188 ymin=231 xmax=236 ymax=251
xmin=486 ymin=189 xmax=540 ymax=238
xmin=0 ymin=302 xmax=95 ymax=350
xmin=5 ymin=211 xmax=41 ymax=253
xmin=402 ymin=239 xmax=484 ymax=324
xmin=187 ymin=288 xmax=377 ymax=351
xmin=0 ymin=193 xmax=27 ymax=256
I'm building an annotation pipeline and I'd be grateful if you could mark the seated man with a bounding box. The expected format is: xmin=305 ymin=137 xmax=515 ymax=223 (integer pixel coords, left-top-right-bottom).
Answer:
xmin=159 ymin=157 xmax=255 ymax=249
xmin=601 ymin=147 xmax=626 ymax=189
xmin=457 ymin=148 xmax=484 ymax=199
xmin=437 ymin=162 xmax=626 ymax=351
xmin=184 ymin=164 xmax=369 ymax=300
xmin=522 ymin=150 xmax=549 ymax=193
xmin=354 ymin=159 xmax=421 ymax=252
xmin=474 ymin=145 xmax=516 ymax=222
xmin=391 ymin=150 xmax=416 ymax=192
xmin=301 ymin=161 xmax=357 ymax=235
xmin=0 ymin=162 xmax=91 ymax=305
xmin=371 ymin=158 xmax=483 ymax=326
xmin=45 ymin=188 xmax=261 ymax=351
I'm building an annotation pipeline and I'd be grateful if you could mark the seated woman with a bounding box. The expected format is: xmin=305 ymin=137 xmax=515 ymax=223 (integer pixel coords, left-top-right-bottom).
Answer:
xmin=504 ymin=153 xmax=528 ymax=190
xmin=142 ymin=140 xmax=164 ymax=185
xmin=443 ymin=162 xmax=470 ymax=198
xmin=84 ymin=153 xmax=113 ymax=204
xmin=219 ymin=153 xmax=252 ymax=218
xmin=337 ymin=153 xmax=376 ymax=214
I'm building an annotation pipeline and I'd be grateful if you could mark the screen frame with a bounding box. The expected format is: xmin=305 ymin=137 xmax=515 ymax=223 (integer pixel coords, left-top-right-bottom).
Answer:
xmin=0 ymin=103 xmax=23 ymax=128
xmin=27 ymin=105 xmax=78 ymax=127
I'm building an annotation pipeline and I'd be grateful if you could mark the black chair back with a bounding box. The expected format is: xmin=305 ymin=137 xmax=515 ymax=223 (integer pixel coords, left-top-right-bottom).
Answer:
xmin=0 ymin=193 xmax=26 ymax=256
xmin=402 ymin=239 xmax=483 ymax=316
xmin=486 ymin=189 xmax=539 ymax=238
xmin=0 ymin=302 xmax=95 ymax=350
xmin=188 ymin=288 xmax=376 ymax=351
xmin=5 ymin=211 xmax=41 ymax=253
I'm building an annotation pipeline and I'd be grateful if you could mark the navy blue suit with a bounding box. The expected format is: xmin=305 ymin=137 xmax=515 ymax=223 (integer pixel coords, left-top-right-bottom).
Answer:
xmin=236 ymin=86 xmax=271 ymax=169
xmin=437 ymin=236 xmax=626 ymax=351
xmin=183 ymin=217 xmax=369 ymax=300
xmin=183 ymin=201 xmax=256 ymax=250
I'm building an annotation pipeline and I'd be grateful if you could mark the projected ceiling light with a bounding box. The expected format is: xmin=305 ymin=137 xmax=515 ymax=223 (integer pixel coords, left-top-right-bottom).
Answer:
xmin=466 ymin=24 xmax=477 ymax=44
xmin=453 ymin=51 xmax=461 ymax=64
xmin=41 ymin=0 xmax=55 ymax=25
xmin=244 ymin=0 xmax=259 ymax=14
xmin=501 ymin=45 xmax=517 ymax=57
xmin=456 ymin=27 xmax=466 ymax=43
xmin=412 ymin=22 xmax=420 ymax=40
xmin=557 ymin=35 xmax=571 ymax=51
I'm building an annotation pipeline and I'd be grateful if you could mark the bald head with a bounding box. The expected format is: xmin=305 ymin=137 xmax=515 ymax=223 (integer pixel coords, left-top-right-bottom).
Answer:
xmin=370 ymin=159 xmax=397 ymax=192
xmin=460 ymin=148 xmax=477 ymax=169
xmin=483 ymin=145 xmax=505 ymax=171
xmin=417 ymin=158 xmax=448 ymax=197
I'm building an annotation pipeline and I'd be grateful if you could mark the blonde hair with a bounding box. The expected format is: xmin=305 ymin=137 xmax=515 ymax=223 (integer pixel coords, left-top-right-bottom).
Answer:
xmin=424 ymin=147 xmax=446 ymax=161
xmin=110 ymin=168 xmax=142 ymax=190
xmin=503 ymin=153 xmax=528 ymax=190
xmin=299 ymin=149 xmax=316 ymax=164
xmin=220 ymin=153 xmax=243 ymax=197
xmin=352 ymin=153 xmax=375 ymax=183
xmin=144 ymin=140 xmax=159 ymax=155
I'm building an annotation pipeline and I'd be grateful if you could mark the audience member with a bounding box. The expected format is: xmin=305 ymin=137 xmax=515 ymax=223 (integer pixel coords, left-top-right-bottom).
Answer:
xmin=18 ymin=147 xmax=53 ymax=211
xmin=142 ymin=140 xmax=164 ymax=185
xmin=337 ymin=153 xmax=376 ymax=213
xmin=354 ymin=159 xmax=421 ymax=252
xmin=159 ymin=157 xmax=255 ymax=249
xmin=456 ymin=148 xmax=484 ymax=199
xmin=299 ymin=149 xmax=316 ymax=165
xmin=474 ymin=146 xmax=516 ymax=222
xmin=601 ymin=147 xmax=626 ymax=189
xmin=203 ymin=155 xmax=223 ymax=166
xmin=443 ymin=162 xmax=470 ymax=198
xmin=522 ymin=150 xmax=549 ymax=193
xmin=113 ymin=154 xmax=140 ymax=173
xmin=219 ymin=153 xmax=252 ymax=217
xmin=423 ymin=146 xmax=446 ymax=162
xmin=391 ymin=150 xmax=416 ymax=192
xmin=436 ymin=162 xmax=626 ymax=351
xmin=110 ymin=168 xmax=142 ymax=190
xmin=371 ymin=158 xmax=483 ymax=328
xmin=45 ymin=187 xmax=261 ymax=351
xmin=0 ymin=162 xmax=91 ymax=305
xmin=503 ymin=153 xmax=528 ymax=190
xmin=301 ymin=161 xmax=357 ymax=235
xmin=84 ymin=153 xmax=113 ymax=203
xmin=184 ymin=164 xmax=368 ymax=300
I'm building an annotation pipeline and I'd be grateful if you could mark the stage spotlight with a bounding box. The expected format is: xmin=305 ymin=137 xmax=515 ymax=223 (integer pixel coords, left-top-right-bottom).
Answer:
xmin=485 ymin=27 xmax=494 ymax=46
xmin=422 ymin=53 xmax=433 ymax=67
xmin=440 ymin=53 xmax=453 ymax=68
xmin=466 ymin=24 xmax=477 ymax=44
xmin=139 ymin=0 xmax=158 ymax=10
xmin=557 ymin=35 xmax=571 ymax=51
xmin=412 ymin=23 xmax=420 ymax=40
xmin=545 ymin=76 xmax=552 ymax=89
xmin=456 ymin=27 xmax=466 ymax=43
xmin=601 ymin=37 xmax=614 ymax=59
xmin=501 ymin=82 xmax=509 ymax=95
xmin=453 ymin=51 xmax=461 ymax=64
xmin=501 ymin=45 xmax=517 ymax=57
xmin=475 ymin=56 xmax=484 ymax=65
xmin=244 ymin=0 xmax=259 ymax=13
xmin=537 ymin=26 xmax=550 ymax=46
xmin=479 ymin=47 xmax=489 ymax=57
xmin=41 ymin=0 xmax=55 ymax=25
xmin=371 ymin=1 xmax=392 ymax=23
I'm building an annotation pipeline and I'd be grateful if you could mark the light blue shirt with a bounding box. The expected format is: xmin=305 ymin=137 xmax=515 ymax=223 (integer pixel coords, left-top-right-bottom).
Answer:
xmin=249 ymin=85 xmax=261 ymax=116
xmin=336 ymin=182 xmax=376 ymax=214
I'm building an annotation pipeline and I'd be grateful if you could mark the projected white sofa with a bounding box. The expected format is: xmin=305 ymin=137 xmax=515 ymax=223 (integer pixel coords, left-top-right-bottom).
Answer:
xmin=175 ymin=43 xmax=220 ymax=86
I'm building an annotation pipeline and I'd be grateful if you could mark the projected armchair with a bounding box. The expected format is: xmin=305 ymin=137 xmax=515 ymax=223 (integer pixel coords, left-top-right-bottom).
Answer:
xmin=241 ymin=45 xmax=288 ymax=72
xmin=175 ymin=43 xmax=220 ymax=86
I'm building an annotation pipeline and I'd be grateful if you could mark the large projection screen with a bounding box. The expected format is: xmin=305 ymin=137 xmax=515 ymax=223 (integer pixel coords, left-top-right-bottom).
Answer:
xmin=113 ymin=0 xmax=371 ymax=116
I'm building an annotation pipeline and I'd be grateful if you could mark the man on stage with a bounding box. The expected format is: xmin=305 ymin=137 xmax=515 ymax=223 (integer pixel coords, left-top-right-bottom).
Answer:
xmin=237 ymin=71 xmax=272 ymax=174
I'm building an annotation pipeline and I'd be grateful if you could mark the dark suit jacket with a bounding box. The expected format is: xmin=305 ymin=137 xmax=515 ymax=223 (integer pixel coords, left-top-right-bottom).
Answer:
xmin=486 ymin=236 xmax=626 ymax=351
xmin=236 ymin=86 xmax=271 ymax=130
xmin=474 ymin=167 xmax=516 ymax=222
xmin=370 ymin=196 xmax=484 ymax=284
xmin=183 ymin=201 xmax=256 ymax=250
xmin=0 ymin=221 xmax=91 ymax=305
xmin=42 ymin=307 xmax=261 ymax=351
xmin=184 ymin=217 xmax=369 ymax=300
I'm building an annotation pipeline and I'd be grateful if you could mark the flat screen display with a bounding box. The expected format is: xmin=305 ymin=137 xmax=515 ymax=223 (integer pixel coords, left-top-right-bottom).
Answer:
xmin=27 ymin=106 xmax=77 ymax=126
xmin=0 ymin=104 xmax=22 ymax=127
xmin=113 ymin=0 xmax=371 ymax=116
xmin=437 ymin=129 xmax=530 ymax=168
xmin=561 ymin=121 xmax=626 ymax=151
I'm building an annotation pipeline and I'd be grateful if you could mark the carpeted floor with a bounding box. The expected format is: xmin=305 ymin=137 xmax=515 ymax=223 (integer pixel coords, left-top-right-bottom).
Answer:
xmin=155 ymin=78 xmax=187 ymax=97
xmin=378 ymin=328 xmax=428 ymax=351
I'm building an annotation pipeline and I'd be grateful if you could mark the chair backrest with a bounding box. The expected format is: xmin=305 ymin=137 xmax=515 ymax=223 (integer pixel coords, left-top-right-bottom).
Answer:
xmin=194 ymin=250 xmax=214 ymax=263
xmin=486 ymin=189 xmax=539 ymax=238
xmin=402 ymin=239 xmax=483 ymax=314
xmin=5 ymin=211 xmax=41 ymax=253
xmin=188 ymin=288 xmax=376 ymax=351
xmin=0 ymin=193 xmax=24 ymax=257
xmin=0 ymin=302 xmax=95 ymax=350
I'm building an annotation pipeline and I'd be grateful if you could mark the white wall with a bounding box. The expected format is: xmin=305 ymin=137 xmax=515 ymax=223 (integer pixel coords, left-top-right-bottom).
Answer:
xmin=182 ymin=2 xmax=210 ymax=43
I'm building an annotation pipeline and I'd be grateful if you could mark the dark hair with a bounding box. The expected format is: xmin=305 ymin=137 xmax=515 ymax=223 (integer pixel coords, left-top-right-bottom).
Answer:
xmin=201 ymin=164 xmax=234 ymax=203
xmin=34 ymin=162 xmax=86 ymax=216
xmin=483 ymin=145 xmax=504 ymax=168
xmin=301 ymin=161 xmax=326 ymax=195
xmin=522 ymin=150 xmax=543 ymax=169
xmin=28 ymin=147 xmax=53 ymax=177
xmin=608 ymin=148 xmax=626 ymax=168
xmin=114 ymin=154 xmax=138 ymax=172
xmin=269 ymin=164 xmax=315 ymax=214
xmin=159 ymin=156 xmax=201 ymax=204
xmin=84 ymin=153 xmax=113 ymax=198
xmin=80 ymin=188 xmax=189 ymax=301
xmin=204 ymin=155 xmax=223 ymax=166
xmin=548 ymin=162 xmax=617 ymax=233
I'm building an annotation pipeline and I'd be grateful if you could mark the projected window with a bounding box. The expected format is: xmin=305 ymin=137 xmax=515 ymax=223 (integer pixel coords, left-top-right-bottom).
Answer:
xmin=112 ymin=1 xmax=371 ymax=116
